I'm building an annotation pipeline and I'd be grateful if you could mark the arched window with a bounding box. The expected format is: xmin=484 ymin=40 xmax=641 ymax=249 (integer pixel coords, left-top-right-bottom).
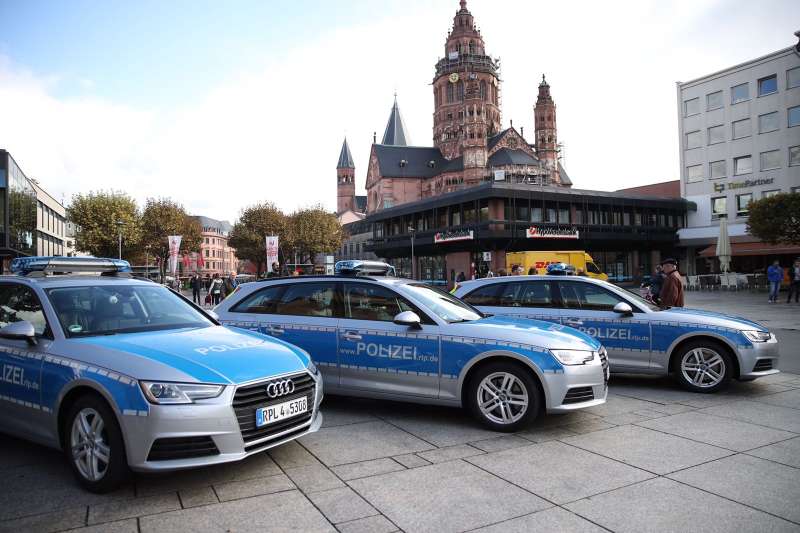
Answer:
xmin=480 ymin=80 xmax=487 ymax=100
xmin=457 ymin=81 xmax=464 ymax=101
xmin=447 ymin=83 xmax=454 ymax=103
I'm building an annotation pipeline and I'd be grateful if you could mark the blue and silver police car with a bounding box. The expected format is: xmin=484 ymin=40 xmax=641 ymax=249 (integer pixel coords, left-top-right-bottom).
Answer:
xmin=215 ymin=261 xmax=609 ymax=433
xmin=0 ymin=257 xmax=322 ymax=492
xmin=454 ymin=273 xmax=779 ymax=393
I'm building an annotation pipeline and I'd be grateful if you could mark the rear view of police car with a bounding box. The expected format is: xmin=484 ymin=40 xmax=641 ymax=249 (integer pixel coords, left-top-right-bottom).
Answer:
xmin=0 ymin=257 xmax=323 ymax=492
xmin=216 ymin=260 xmax=609 ymax=433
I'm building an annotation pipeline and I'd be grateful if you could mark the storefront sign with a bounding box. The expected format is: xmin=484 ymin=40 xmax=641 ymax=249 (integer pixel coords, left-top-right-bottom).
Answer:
xmin=434 ymin=230 xmax=474 ymax=243
xmin=482 ymin=252 xmax=492 ymax=262
xmin=526 ymin=226 xmax=579 ymax=239
xmin=713 ymin=177 xmax=774 ymax=193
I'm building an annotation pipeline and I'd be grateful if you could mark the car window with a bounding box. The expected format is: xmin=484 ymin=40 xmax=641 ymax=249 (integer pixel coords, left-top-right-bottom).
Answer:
xmin=557 ymin=282 xmax=626 ymax=311
xmin=519 ymin=281 xmax=555 ymax=308
xmin=275 ymin=283 xmax=337 ymax=318
xmin=231 ymin=285 xmax=285 ymax=314
xmin=497 ymin=282 xmax=523 ymax=307
xmin=402 ymin=283 xmax=483 ymax=323
xmin=462 ymin=284 xmax=500 ymax=306
xmin=0 ymin=284 xmax=49 ymax=336
xmin=586 ymin=262 xmax=601 ymax=274
xmin=343 ymin=283 xmax=414 ymax=322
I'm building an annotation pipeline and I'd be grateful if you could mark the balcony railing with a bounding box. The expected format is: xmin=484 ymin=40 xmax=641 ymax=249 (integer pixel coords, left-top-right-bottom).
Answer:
xmin=435 ymin=53 xmax=499 ymax=78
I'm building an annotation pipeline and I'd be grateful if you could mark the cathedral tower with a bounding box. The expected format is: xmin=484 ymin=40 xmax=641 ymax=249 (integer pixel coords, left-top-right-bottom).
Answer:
xmin=432 ymin=0 xmax=501 ymax=165
xmin=534 ymin=74 xmax=559 ymax=174
xmin=336 ymin=137 xmax=356 ymax=214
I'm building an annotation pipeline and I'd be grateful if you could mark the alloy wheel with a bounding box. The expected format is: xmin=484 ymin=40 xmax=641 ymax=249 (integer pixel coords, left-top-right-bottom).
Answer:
xmin=680 ymin=347 xmax=726 ymax=389
xmin=476 ymin=371 xmax=529 ymax=425
xmin=70 ymin=407 xmax=110 ymax=482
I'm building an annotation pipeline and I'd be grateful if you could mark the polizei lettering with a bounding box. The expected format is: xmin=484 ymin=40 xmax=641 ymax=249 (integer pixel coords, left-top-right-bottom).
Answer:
xmin=194 ymin=339 xmax=266 ymax=355
xmin=356 ymin=342 xmax=417 ymax=360
xmin=2 ymin=364 xmax=24 ymax=385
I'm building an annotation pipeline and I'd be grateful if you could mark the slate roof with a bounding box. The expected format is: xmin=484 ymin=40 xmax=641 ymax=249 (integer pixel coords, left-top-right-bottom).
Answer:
xmin=337 ymin=138 xmax=355 ymax=169
xmin=373 ymin=144 xmax=447 ymax=178
xmin=381 ymin=97 xmax=410 ymax=146
xmin=487 ymin=128 xmax=512 ymax=151
xmin=558 ymin=162 xmax=573 ymax=186
xmin=487 ymin=148 xmax=539 ymax=167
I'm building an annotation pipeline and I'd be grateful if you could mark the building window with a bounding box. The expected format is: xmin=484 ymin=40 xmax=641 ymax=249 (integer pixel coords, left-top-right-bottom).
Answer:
xmin=731 ymin=82 xmax=749 ymax=104
xmin=762 ymin=190 xmax=780 ymax=198
xmin=758 ymin=74 xmax=778 ymax=96
xmin=707 ymin=124 xmax=725 ymax=144
xmin=457 ymin=81 xmax=464 ymax=101
xmin=788 ymin=67 xmax=800 ymax=89
xmin=685 ymin=130 xmax=702 ymax=149
xmin=686 ymin=164 xmax=703 ymax=183
xmin=531 ymin=207 xmax=542 ymax=223
xmin=447 ymin=83 xmax=454 ymax=103
xmin=683 ymin=97 xmax=700 ymax=116
xmin=732 ymin=118 xmax=751 ymax=139
xmin=480 ymin=80 xmax=487 ymax=100
xmin=711 ymin=197 xmax=727 ymax=218
xmin=790 ymin=146 xmax=800 ymax=167
xmin=736 ymin=193 xmax=752 ymax=215
xmin=758 ymin=111 xmax=779 ymax=133
xmin=789 ymin=106 xmax=800 ymax=128
xmin=733 ymin=155 xmax=752 ymax=175
xmin=706 ymin=90 xmax=723 ymax=110
xmin=710 ymin=160 xmax=726 ymax=179
xmin=558 ymin=208 xmax=570 ymax=224
xmin=760 ymin=150 xmax=781 ymax=171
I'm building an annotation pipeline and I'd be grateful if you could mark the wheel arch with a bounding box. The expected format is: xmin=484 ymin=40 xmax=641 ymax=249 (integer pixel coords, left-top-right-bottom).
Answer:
xmin=56 ymin=380 xmax=123 ymax=451
xmin=457 ymin=350 xmax=551 ymax=409
xmin=666 ymin=333 xmax=741 ymax=378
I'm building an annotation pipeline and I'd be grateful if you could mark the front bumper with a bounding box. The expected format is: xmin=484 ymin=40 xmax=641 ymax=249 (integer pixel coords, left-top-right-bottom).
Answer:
xmin=121 ymin=371 xmax=324 ymax=472
xmin=738 ymin=337 xmax=781 ymax=379
xmin=546 ymin=352 xmax=609 ymax=414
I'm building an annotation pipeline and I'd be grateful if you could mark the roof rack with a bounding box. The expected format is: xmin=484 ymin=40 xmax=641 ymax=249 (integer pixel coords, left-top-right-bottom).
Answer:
xmin=11 ymin=256 xmax=133 ymax=277
xmin=334 ymin=260 xmax=396 ymax=277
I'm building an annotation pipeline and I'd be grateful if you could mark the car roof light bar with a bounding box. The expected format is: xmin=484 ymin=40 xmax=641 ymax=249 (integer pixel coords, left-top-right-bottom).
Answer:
xmin=10 ymin=256 xmax=132 ymax=276
xmin=334 ymin=260 xmax=396 ymax=277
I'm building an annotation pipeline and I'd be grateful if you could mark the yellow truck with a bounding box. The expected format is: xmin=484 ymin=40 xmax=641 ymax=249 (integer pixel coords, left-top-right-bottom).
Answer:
xmin=506 ymin=251 xmax=608 ymax=280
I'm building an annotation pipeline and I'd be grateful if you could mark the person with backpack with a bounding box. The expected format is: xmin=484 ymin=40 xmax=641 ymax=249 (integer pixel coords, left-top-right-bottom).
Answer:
xmin=208 ymin=273 xmax=223 ymax=306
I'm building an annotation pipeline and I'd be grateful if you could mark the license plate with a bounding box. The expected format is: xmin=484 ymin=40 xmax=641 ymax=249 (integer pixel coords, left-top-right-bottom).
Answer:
xmin=255 ymin=397 xmax=308 ymax=427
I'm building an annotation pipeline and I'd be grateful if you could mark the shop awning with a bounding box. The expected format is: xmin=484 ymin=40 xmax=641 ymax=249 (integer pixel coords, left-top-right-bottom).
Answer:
xmin=698 ymin=242 xmax=800 ymax=258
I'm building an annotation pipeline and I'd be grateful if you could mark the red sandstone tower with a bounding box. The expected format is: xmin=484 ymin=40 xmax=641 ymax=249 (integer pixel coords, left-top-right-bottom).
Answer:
xmin=432 ymin=0 xmax=501 ymax=168
xmin=534 ymin=74 xmax=560 ymax=179
xmin=336 ymin=138 xmax=356 ymax=214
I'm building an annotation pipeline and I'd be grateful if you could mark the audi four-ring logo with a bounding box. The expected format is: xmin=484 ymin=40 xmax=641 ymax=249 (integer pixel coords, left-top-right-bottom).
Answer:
xmin=266 ymin=379 xmax=295 ymax=398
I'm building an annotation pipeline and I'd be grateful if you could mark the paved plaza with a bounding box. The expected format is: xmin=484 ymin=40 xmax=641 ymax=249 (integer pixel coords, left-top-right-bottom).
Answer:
xmin=1 ymin=291 xmax=799 ymax=533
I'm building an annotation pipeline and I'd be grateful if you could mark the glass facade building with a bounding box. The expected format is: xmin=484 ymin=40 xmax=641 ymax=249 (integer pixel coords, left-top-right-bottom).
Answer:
xmin=0 ymin=150 xmax=38 ymax=272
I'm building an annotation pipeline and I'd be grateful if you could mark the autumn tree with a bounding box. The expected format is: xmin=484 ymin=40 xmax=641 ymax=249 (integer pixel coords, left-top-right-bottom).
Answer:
xmin=140 ymin=198 xmax=202 ymax=280
xmin=67 ymin=191 xmax=141 ymax=258
xmin=746 ymin=193 xmax=800 ymax=245
xmin=228 ymin=202 xmax=287 ymax=276
xmin=285 ymin=206 xmax=343 ymax=265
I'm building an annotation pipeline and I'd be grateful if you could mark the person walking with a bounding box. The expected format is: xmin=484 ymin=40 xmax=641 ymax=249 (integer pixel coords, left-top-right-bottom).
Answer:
xmin=190 ymin=273 xmax=202 ymax=304
xmin=787 ymin=258 xmax=800 ymax=303
xmin=650 ymin=264 xmax=665 ymax=304
xmin=658 ymin=258 xmax=684 ymax=308
xmin=222 ymin=273 xmax=238 ymax=299
xmin=208 ymin=273 xmax=223 ymax=306
xmin=767 ymin=260 xmax=783 ymax=303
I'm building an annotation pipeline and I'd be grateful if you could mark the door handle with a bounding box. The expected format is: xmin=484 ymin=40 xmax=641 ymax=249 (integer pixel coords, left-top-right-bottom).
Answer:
xmin=342 ymin=332 xmax=362 ymax=341
xmin=267 ymin=325 xmax=284 ymax=335
xmin=564 ymin=319 xmax=584 ymax=326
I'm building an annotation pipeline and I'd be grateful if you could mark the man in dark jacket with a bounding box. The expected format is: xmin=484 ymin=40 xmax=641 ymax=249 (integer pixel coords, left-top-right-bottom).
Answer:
xmin=649 ymin=264 xmax=665 ymax=304
xmin=189 ymin=274 xmax=202 ymax=304
xmin=659 ymin=258 xmax=684 ymax=308
xmin=222 ymin=273 xmax=238 ymax=298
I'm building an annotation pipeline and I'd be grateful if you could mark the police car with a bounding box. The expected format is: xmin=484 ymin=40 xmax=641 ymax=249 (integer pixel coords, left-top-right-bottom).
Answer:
xmin=453 ymin=270 xmax=779 ymax=393
xmin=0 ymin=257 xmax=323 ymax=492
xmin=215 ymin=261 xmax=609 ymax=433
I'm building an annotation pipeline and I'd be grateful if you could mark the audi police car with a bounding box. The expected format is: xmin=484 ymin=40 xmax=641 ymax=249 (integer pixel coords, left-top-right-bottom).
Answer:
xmin=0 ymin=257 xmax=322 ymax=492
xmin=215 ymin=260 xmax=609 ymax=432
xmin=454 ymin=272 xmax=780 ymax=393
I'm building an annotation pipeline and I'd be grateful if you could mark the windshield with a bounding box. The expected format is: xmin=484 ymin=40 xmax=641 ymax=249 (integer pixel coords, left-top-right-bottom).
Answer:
xmin=403 ymin=283 xmax=484 ymax=323
xmin=621 ymin=286 xmax=660 ymax=311
xmin=47 ymin=285 xmax=213 ymax=337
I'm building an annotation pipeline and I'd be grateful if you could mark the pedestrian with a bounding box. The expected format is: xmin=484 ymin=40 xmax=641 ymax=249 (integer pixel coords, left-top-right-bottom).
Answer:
xmin=456 ymin=271 xmax=466 ymax=283
xmin=787 ymin=258 xmax=800 ymax=303
xmin=222 ymin=272 xmax=238 ymax=299
xmin=511 ymin=265 xmax=524 ymax=276
xmin=528 ymin=267 xmax=538 ymax=275
xmin=650 ymin=264 xmax=665 ymax=304
xmin=268 ymin=262 xmax=280 ymax=278
xmin=208 ymin=273 xmax=223 ymax=306
xmin=190 ymin=273 xmax=202 ymax=304
xmin=486 ymin=269 xmax=495 ymax=278
xmin=767 ymin=260 xmax=783 ymax=303
xmin=658 ymin=258 xmax=684 ymax=308
xmin=497 ymin=268 xmax=507 ymax=277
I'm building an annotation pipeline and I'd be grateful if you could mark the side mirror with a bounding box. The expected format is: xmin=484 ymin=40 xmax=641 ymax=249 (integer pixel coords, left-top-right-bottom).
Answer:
xmin=393 ymin=311 xmax=422 ymax=329
xmin=613 ymin=302 xmax=634 ymax=316
xmin=0 ymin=321 xmax=37 ymax=345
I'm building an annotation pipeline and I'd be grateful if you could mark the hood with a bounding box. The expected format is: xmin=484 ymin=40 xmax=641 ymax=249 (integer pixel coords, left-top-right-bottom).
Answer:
xmin=70 ymin=326 xmax=311 ymax=384
xmin=656 ymin=307 xmax=767 ymax=332
xmin=450 ymin=314 xmax=601 ymax=351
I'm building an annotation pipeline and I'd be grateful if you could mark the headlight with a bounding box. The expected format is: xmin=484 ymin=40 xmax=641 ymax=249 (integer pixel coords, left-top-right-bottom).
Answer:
xmin=742 ymin=330 xmax=772 ymax=343
xmin=307 ymin=360 xmax=319 ymax=376
xmin=140 ymin=381 xmax=225 ymax=404
xmin=550 ymin=349 xmax=595 ymax=366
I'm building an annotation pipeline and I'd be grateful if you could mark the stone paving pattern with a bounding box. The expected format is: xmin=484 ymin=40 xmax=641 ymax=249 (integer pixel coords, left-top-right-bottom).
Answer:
xmin=1 ymin=292 xmax=799 ymax=532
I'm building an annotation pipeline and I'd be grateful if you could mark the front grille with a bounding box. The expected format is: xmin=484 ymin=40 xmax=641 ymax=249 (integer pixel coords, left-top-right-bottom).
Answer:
xmin=233 ymin=373 xmax=315 ymax=448
xmin=563 ymin=386 xmax=595 ymax=404
xmin=148 ymin=436 xmax=219 ymax=461
xmin=753 ymin=359 xmax=773 ymax=372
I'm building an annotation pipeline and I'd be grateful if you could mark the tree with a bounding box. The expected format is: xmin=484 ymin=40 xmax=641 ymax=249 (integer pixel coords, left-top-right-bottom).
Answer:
xmin=746 ymin=193 xmax=800 ymax=245
xmin=140 ymin=198 xmax=202 ymax=280
xmin=285 ymin=206 xmax=343 ymax=265
xmin=67 ymin=191 xmax=141 ymax=258
xmin=228 ymin=202 xmax=287 ymax=276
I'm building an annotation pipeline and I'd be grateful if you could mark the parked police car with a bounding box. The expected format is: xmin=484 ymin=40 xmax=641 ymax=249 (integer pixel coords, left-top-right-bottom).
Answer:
xmin=454 ymin=272 xmax=779 ymax=393
xmin=0 ymin=257 xmax=322 ymax=492
xmin=215 ymin=261 xmax=608 ymax=432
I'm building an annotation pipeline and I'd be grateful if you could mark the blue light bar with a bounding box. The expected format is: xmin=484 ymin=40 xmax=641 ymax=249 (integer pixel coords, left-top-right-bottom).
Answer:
xmin=334 ymin=260 xmax=396 ymax=277
xmin=10 ymin=256 xmax=132 ymax=275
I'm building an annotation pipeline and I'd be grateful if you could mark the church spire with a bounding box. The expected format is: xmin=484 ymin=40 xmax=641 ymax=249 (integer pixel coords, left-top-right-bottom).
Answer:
xmin=381 ymin=96 xmax=410 ymax=146
xmin=337 ymin=137 xmax=355 ymax=169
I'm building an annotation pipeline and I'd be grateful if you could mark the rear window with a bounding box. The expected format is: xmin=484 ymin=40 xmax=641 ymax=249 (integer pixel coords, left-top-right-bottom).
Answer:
xmin=462 ymin=284 xmax=500 ymax=306
xmin=231 ymin=285 xmax=284 ymax=314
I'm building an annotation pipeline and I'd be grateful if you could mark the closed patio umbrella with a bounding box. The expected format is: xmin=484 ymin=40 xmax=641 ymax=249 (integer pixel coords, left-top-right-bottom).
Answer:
xmin=716 ymin=215 xmax=731 ymax=273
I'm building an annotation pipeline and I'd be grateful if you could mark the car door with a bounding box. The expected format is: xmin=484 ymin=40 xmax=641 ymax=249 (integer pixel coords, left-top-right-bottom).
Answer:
xmin=555 ymin=280 xmax=652 ymax=371
xmin=0 ymin=283 xmax=51 ymax=441
xmin=338 ymin=282 xmax=440 ymax=398
xmin=461 ymin=281 xmax=562 ymax=325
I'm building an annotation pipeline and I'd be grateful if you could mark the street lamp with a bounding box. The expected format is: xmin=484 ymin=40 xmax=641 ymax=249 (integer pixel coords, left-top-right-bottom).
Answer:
xmin=408 ymin=227 xmax=416 ymax=280
xmin=115 ymin=220 xmax=125 ymax=260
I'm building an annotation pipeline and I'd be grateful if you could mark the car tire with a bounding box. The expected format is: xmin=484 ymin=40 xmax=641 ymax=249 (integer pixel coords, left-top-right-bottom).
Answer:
xmin=673 ymin=340 xmax=733 ymax=393
xmin=467 ymin=361 xmax=541 ymax=432
xmin=64 ymin=394 xmax=129 ymax=493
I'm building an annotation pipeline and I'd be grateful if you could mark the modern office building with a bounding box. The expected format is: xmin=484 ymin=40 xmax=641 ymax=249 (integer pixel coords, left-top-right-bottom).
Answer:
xmin=677 ymin=32 xmax=800 ymax=273
xmin=0 ymin=150 xmax=38 ymax=272
xmin=30 ymin=180 xmax=67 ymax=257
xmin=192 ymin=215 xmax=238 ymax=277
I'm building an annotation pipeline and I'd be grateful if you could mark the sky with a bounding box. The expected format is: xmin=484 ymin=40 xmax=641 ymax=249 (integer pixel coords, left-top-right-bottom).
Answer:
xmin=1 ymin=0 xmax=798 ymax=222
